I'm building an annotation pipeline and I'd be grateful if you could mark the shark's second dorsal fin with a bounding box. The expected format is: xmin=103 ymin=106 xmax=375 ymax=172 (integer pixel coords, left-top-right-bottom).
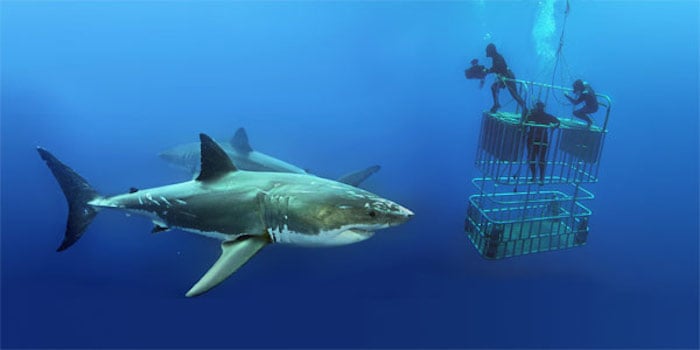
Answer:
xmin=230 ymin=127 xmax=253 ymax=154
xmin=197 ymin=133 xmax=237 ymax=182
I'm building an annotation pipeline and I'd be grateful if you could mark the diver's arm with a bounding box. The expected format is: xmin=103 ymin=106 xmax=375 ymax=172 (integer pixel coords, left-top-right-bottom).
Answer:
xmin=545 ymin=113 xmax=560 ymax=127
xmin=565 ymin=93 xmax=583 ymax=104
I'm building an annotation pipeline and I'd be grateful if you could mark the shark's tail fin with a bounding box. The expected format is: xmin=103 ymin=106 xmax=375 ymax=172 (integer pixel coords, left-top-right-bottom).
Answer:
xmin=37 ymin=147 xmax=101 ymax=251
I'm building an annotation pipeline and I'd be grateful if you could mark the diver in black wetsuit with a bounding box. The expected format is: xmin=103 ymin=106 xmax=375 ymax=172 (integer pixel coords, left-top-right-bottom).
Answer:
xmin=485 ymin=43 xmax=528 ymax=115
xmin=565 ymin=79 xmax=598 ymax=128
xmin=525 ymin=101 xmax=560 ymax=184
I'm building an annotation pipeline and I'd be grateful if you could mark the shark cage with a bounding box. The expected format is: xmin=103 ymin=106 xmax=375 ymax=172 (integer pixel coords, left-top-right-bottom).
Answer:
xmin=464 ymin=79 xmax=611 ymax=259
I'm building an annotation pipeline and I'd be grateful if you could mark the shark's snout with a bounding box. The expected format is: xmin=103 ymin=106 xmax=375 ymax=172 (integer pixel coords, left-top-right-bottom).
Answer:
xmin=158 ymin=151 xmax=177 ymax=162
xmin=388 ymin=204 xmax=414 ymax=226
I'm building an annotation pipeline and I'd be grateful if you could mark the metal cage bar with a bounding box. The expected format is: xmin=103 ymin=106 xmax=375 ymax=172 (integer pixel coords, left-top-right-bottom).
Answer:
xmin=466 ymin=79 xmax=609 ymax=259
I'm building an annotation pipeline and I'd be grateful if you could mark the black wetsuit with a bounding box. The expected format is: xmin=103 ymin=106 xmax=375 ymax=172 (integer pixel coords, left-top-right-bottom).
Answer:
xmin=526 ymin=109 xmax=560 ymax=183
xmin=488 ymin=53 xmax=512 ymax=78
xmin=566 ymin=85 xmax=598 ymax=126
xmin=488 ymin=52 xmax=526 ymax=113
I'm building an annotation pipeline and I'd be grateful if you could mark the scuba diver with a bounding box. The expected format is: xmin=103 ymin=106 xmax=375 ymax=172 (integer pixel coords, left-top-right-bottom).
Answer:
xmin=485 ymin=43 xmax=528 ymax=115
xmin=565 ymin=79 xmax=598 ymax=128
xmin=525 ymin=101 xmax=560 ymax=184
xmin=465 ymin=58 xmax=488 ymax=88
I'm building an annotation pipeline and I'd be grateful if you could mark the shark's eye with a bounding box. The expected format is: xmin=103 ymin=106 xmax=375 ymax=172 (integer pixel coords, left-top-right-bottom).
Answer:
xmin=368 ymin=210 xmax=376 ymax=218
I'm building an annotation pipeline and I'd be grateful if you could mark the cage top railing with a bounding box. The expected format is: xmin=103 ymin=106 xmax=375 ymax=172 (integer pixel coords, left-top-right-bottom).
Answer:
xmin=467 ymin=193 xmax=593 ymax=225
xmin=503 ymin=78 xmax=612 ymax=132
xmin=470 ymin=177 xmax=595 ymax=203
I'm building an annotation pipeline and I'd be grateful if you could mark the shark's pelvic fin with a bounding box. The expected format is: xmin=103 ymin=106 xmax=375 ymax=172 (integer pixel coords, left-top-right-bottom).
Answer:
xmin=197 ymin=133 xmax=237 ymax=182
xmin=186 ymin=235 xmax=269 ymax=297
xmin=230 ymin=127 xmax=253 ymax=154
xmin=151 ymin=224 xmax=169 ymax=234
xmin=337 ymin=165 xmax=381 ymax=187
xmin=36 ymin=147 xmax=101 ymax=251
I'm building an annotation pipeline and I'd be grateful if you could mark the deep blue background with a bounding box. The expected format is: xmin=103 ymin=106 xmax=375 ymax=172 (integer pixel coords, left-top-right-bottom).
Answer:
xmin=2 ymin=1 xmax=698 ymax=348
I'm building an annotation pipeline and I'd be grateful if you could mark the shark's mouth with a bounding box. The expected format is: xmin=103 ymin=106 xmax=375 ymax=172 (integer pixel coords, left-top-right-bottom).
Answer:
xmin=346 ymin=228 xmax=375 ymax=237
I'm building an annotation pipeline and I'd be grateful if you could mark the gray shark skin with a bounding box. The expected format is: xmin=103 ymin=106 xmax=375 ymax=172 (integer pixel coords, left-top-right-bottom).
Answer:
xmin=158 ymin=128 xmax=380 ymax=187
xmin=37 ymin=134 xmax=413 ymax=297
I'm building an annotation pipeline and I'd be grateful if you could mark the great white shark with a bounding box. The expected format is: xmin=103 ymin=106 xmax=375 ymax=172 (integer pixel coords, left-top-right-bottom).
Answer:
xmin=159 ymin=127 xmax=380 ymax=187
xmin=38 ymin=134 xmax=413 ymax=297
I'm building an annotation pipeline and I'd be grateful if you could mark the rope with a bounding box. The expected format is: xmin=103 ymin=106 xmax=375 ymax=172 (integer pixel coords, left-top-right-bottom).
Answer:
xmin=545 ymin=0 xmax=570 ymax=104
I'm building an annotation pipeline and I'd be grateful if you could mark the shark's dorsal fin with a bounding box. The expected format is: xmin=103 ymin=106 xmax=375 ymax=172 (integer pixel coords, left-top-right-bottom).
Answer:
xmin=186 ymin=235 xmax=269 ymax=297
xmin=197 ymin=133 xmax=237 ymax=182
xmin=337 ymin=165 xmax=381 ymax=187
xmin=230 ymin=127 xmax=253 ymax=154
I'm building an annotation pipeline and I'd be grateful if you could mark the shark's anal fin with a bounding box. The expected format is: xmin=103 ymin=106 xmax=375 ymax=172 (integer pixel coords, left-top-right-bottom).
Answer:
xmin=185 ymin=234 xmax=269 ymax=297
xmin=197 ymin=133 xmax=237 ymax=182
xmin=230 ymin=127 xmax=253 ymax=154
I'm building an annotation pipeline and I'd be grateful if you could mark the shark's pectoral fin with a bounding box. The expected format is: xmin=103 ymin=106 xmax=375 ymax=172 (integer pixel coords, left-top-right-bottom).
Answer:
xmin=185 ymin=235 xmax=269 ymax=297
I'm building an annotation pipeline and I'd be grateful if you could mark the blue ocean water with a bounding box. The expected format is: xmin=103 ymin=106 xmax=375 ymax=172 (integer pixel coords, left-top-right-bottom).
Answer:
xmin=1 ymin=1 xmax=698 ymax=348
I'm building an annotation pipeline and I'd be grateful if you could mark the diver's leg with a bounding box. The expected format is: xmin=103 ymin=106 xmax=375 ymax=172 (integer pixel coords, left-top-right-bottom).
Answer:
xmin=581 ymin=105 xmax=597 ymax=127
xmin=506 ymin=80 xmax=528 ymax=114
xmin=490 ymin=82 xmax=501 ymax=113
xmin=573 ymin=108 xmax=593 ymax=127
xmin=527 ymin=142 xmax=537 ymax=182
xmin=538 ymin=145 xmax=548 ymax=184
